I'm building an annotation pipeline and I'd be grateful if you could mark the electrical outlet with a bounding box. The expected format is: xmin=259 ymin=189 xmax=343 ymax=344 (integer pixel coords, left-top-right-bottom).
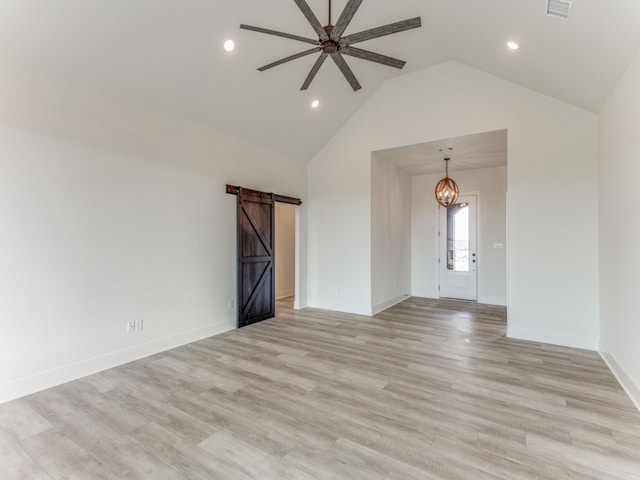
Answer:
xmin=136 ymin=319 xmax=144 ymax=331
xmin=228 ymin=299 xmax=234 ymax=310
xmin=127 ymin=321 xmax=136 ymax=333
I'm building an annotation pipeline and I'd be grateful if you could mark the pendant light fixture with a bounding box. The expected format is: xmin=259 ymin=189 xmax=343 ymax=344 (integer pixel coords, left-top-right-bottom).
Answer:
xmin=434 ymin=157 xmax=459 ymax=207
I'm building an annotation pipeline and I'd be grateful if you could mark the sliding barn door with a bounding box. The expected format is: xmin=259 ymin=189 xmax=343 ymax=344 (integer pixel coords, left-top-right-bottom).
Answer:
xmin=236 ymin=188 xmax=275 ymax=327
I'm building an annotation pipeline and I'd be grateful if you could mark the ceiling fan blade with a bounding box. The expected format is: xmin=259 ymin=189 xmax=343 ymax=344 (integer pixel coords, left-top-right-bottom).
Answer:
xmin=240 ymin=24 xmax=320 ymax=45
xmin=257 ymin=47 xmax=322 ymax=71
xmin=331 ymin=0 xmax=364 ymax=40
xmin=301 ymin=52 xmax=329 ymax=90
xmin=293 ymin=0 xmax=329 ymax=41
xmin=331 ymin=54 xmax=361 ymax=91
xmin=340 ymin=46 xmax=406 ymax=69
xmin=342 ymin=17 xmax=421 ymax=45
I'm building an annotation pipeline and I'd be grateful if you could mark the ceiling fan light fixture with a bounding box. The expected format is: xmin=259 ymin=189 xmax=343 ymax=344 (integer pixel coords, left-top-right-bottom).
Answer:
xmin=435 ymin=157 xmax=460 ymax=208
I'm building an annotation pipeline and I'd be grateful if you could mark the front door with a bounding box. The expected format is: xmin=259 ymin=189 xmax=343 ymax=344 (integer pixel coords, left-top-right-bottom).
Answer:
xmin=439 ymin=194 xmax=477 ymax=301
xmin=236 ymin=188 xmax=275 ymax=327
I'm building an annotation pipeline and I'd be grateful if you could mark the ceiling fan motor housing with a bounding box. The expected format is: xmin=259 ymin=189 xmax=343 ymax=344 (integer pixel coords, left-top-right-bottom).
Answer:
xmin=322 ymin=39 xmax=339 ymax=54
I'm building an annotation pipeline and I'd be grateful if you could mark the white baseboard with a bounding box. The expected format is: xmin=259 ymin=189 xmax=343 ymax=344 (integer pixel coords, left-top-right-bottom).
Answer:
xmin=600 ymin=351 xmax=640 ymax=413
xmin=411 ymin=289 xmax=440 ymax=300
xmin=372 ymin=294 xmax=410 ymax=316
xmin=478 ymin=296 xmax=507 ymax=307
xmin=0 ymin=319 xmax=235 ymax=405
xmin=507 ymin=325 xmax=599 ymax=351
xmin=306 ymin=299 xmax=372 ymax=316
xmin=276 ymin=289 xmax=295 ymax=300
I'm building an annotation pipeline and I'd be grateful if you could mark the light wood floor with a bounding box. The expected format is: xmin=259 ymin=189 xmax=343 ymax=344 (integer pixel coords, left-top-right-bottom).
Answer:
xmin=2 ymin=297 xmax=640 ymax=479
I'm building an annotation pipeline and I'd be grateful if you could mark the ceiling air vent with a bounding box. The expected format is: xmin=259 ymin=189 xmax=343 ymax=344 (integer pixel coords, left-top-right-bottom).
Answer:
xmin=547 ymin=0 xmax=573 ymax=20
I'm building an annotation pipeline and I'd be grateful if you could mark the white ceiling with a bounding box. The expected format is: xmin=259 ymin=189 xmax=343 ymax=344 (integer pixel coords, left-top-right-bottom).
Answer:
xmin=0 ymin=0 xmax=638 ymax=162
xmin=375 ymin=129 xmax=507 ymax=176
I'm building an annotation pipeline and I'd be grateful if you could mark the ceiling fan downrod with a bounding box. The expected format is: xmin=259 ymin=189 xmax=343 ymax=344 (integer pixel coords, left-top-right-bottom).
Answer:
xmin=322 ymin=0 xmax=337 ymax=52
xmin=324 ymin=0 xmax=334 ymax=37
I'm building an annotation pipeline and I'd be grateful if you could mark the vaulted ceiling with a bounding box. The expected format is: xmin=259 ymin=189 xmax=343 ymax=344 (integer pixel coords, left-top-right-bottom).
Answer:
xmin=0 ymin=0 xmax=639 ymax=161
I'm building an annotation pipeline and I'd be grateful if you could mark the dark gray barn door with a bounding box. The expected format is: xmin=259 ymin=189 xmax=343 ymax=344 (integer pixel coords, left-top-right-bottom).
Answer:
xmin=227 ymin=184 xmax=301 ymax=328
xmin=236 ymin=188 xmax=275 ymax=327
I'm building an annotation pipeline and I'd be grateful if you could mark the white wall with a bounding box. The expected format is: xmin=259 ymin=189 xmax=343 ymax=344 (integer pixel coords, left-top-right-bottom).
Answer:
xmin=307 ymin=133 xmax=372 ymax=314
xmin=412 ymin=166 xmax=507 ymax=305
xmin=371 ymin=155 xmax=412 ymax=314
xmin=599 ymin=48 xmax=640 ymax=410
xmin=308 ymin=61 xmax=599 ymax=349
xmin=0 ymin=56 xmax=307 ymax=403
xmin=275 ymin=203 xmax=296 ymax=299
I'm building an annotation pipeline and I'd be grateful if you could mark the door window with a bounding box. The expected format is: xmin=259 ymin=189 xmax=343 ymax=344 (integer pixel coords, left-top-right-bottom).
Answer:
xmin=446 ymin=202 xmax=469 ymax=272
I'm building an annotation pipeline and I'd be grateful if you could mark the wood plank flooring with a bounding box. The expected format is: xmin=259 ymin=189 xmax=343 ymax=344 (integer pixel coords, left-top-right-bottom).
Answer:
xmin=2 ymin=297 xmax=640 ymax=479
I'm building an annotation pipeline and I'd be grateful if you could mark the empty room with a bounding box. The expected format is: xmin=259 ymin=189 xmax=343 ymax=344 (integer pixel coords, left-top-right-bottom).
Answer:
xmin=1 ymin=0 xmax=640 ymax=478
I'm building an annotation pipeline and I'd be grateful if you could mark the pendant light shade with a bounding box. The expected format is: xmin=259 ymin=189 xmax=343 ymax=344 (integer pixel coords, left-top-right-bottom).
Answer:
xmin=435 ymin=157 xmax=459 ymax=207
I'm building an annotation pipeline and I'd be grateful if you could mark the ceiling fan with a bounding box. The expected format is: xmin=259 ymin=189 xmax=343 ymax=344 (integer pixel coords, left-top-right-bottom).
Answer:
xmin=240 ymin=0 xmax=421 ymax=91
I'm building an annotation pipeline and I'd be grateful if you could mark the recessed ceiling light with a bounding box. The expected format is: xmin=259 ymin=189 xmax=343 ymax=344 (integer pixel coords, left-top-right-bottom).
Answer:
xmin=223 ymin=39 xmax=235 ymax=52
xmin=507 ymin=41 xmax=519 ymax=50
xmin=311 ymin=99 xmax=320 ymax=109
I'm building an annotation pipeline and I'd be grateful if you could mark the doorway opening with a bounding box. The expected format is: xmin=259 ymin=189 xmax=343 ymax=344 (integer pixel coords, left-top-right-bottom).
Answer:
xmin=275 ymin=202 xmax=297 ymax=313
xmin=372 ymin=128 xmax=507 ymax=312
